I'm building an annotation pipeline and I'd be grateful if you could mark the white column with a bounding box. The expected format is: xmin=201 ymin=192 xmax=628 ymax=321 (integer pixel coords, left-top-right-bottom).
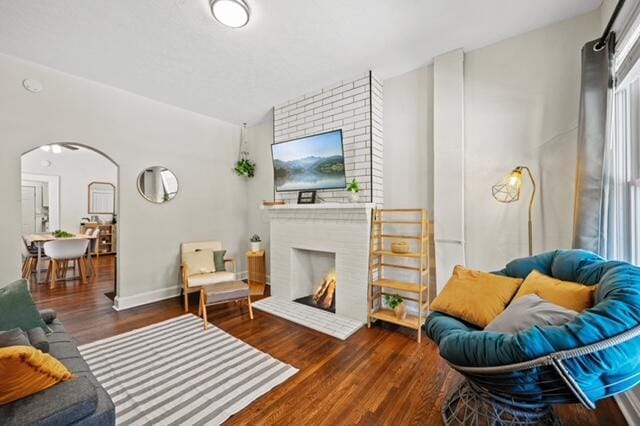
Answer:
xmin=433 ymin=49 xmax=466 ymax=293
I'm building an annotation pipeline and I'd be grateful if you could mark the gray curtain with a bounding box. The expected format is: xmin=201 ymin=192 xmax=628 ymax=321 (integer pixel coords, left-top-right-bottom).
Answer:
xmin=572 ymin=39 xmax=614 ymax=253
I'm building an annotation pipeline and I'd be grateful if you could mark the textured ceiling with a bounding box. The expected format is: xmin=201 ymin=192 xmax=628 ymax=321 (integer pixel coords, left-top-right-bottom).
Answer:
xmin=0 ymin=0 xmax=601 ymax=124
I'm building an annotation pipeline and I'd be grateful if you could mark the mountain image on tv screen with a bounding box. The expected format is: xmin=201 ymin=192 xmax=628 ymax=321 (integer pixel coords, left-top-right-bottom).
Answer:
xmin=272 ymin=130 xmax=347 ymax=192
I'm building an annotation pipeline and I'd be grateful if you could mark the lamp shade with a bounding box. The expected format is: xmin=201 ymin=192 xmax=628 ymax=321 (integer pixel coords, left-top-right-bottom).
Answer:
xmin=492 ymin=169 xmax=522 ymax=203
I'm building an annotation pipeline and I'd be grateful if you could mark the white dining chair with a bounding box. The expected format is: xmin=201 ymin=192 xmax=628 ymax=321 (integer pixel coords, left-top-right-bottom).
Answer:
xmin=86 ymin=228 xmax=100 ymax=276
xmin=43 ymin=239 xmax=90 ymax=289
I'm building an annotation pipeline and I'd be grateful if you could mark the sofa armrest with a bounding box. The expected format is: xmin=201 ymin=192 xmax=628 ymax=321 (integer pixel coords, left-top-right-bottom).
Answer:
xmin=0 ymin=377 xmax=98 ymax=426
xmin=224 ymin=257 xmax=237 ymax=273
xmin=39 ymin=309 xmax=57 ymax=324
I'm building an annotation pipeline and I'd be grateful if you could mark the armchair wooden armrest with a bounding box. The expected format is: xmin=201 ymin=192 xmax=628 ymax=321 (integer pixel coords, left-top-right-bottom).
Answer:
xmin=224 ymin=257 xmax=237 ymax=273
xmin=181 ymin=263 xmax=189 ymax=286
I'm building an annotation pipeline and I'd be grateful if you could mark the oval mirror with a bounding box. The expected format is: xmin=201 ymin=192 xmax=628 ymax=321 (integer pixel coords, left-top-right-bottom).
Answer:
xmin=137 ymin=166 xmax=179 ymax=203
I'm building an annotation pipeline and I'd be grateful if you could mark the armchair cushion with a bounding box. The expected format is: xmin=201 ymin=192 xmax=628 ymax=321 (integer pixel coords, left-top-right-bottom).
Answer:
xmin=183 ymin=250 xmax=216 ymax=275
xmin=214 ymin=250 xmax=227 ymax=271
xmin=186 ymin=272 xmax=235 ymax=287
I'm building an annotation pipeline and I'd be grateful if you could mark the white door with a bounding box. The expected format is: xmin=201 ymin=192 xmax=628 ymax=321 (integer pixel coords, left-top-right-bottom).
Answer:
xmin=21 ymin=186 xmax=36 ymax=234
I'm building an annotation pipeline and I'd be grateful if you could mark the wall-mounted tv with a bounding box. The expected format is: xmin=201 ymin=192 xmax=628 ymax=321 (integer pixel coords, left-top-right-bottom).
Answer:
xmin=272 ymin=130 xmax=347 ymax=192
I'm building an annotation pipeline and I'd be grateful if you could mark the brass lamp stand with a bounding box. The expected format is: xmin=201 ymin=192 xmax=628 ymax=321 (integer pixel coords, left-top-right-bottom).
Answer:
xmin=491 ymin=166 xmax=536 ymax=256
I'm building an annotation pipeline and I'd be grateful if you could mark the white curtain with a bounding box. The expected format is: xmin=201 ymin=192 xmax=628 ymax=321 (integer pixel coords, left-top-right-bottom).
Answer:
xmin=602 ymin=79 xmax=640 ymax=264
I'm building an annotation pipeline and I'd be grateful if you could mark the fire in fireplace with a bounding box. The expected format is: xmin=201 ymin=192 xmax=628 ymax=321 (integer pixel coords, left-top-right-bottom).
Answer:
xmin=294 ymin=268 xmax=336 ymax=313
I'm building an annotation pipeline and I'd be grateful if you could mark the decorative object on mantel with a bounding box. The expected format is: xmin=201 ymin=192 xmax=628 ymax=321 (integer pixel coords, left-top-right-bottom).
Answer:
xmin=234 ymin=123 xmax=256 ymax=178
xmin=262 ymin=199 xmax=285 ymax=207
xmin=368 ymin=208 xmax=436 ymax=343
xmin=384 ymin=294 xmax=406 ymax=320
xmin=347 ymin=178 xmax=360 ymax=202
xmin=390 ymin=241 xmax=410 ymax=254
xmin=297 ymin=190 xmax=317 ymax=204
xmin=491 ymin=166 xmax=536 ymax=256
xmin=250 ymin=234 xmax=261 ymax=252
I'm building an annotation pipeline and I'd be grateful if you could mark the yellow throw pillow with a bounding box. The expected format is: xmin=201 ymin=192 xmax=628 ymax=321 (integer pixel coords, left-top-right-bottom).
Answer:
xmin=514 ymin=270 xmax=596 ymax=312
xmin=0 ymin=345 xmax=74 ymax=405
xmin=183 ymin=250 xmax=216 ymax=275
xmin=430 ymin=266 xmax=523 ymax=328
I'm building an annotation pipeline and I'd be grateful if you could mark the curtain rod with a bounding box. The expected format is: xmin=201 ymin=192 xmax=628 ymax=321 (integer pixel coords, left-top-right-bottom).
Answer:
xmin=595 ymin=0 xmax=627 ymax=50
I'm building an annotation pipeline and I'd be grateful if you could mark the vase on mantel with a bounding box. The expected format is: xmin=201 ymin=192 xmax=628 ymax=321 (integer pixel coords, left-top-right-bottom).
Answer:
xmin=348 ymin=191 xmax=360 ymax=202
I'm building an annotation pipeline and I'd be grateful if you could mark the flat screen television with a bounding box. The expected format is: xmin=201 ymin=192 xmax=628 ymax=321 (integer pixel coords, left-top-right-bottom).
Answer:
xmin=272 ymin=129 xmax=347 ymax=192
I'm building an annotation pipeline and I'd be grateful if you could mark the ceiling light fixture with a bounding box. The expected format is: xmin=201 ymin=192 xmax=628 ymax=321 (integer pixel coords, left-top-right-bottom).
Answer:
xmin=210 ymin=0 xmax=250 ymax=28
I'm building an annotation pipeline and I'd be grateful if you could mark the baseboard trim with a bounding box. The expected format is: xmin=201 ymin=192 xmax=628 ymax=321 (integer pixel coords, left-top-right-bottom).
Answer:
xmin=113 ymin=286 xmax=180 ymax=311
xmin=616 ymin=390 xmax=640 ymax=425
xmin=112 ymin=272 xmax=247 ymax=311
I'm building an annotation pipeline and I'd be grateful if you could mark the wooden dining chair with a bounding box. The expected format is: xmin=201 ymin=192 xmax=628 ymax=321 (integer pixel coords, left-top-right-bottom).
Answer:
xmin=21 ymin=237 xmax=38 ymax=279
xmin=43 ymin=239 xmax=90 ymax=289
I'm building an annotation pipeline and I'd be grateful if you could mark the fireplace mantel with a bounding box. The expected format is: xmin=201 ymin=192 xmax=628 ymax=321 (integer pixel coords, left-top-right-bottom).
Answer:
xmin=260 ymin=202 xmax=375 ymax=211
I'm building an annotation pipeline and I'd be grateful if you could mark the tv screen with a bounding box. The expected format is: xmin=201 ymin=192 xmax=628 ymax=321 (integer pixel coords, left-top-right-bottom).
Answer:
xmin=272 ymin=130 xmax=347 ymax=192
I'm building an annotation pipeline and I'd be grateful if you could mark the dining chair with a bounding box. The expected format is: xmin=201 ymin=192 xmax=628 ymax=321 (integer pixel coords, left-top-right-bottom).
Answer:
xmin=21 ymin=237 xmax=38 ymax=279
xmin=43 ymin=239 xmax=90 ymax=289
xmin=85 ymin=229 xmax=100 ymax=276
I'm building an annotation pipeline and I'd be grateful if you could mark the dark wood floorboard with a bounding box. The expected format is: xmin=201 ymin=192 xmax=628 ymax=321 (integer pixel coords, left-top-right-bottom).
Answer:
xmin=28 ymin=256 xmax=627 ymax=425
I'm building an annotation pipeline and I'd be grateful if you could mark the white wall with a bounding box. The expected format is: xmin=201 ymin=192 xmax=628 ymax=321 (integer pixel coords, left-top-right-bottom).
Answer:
xmin=383 ymin=65 xmax=433 ymax=211
xmin=464 ymin=11 xmax=599 ymax=271
xmin=383 ymin=11 xmax=600 ymax=274
xmin=246 ymin=112 xmax=275 ymax=279
xmin=22 ymin=147 xmax=117 ymax=230
xmin=0 ymin=53 xmax=248 ymax=308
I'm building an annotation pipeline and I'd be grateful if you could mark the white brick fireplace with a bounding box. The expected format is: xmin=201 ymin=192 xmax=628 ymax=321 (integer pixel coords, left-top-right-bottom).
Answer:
xmin=259 ymin=203 xmax=374 ymax=331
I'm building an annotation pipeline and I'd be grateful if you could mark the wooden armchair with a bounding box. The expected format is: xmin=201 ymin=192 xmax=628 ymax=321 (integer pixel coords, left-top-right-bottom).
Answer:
xmin=180 ymin=241 xmax=237 ymax=312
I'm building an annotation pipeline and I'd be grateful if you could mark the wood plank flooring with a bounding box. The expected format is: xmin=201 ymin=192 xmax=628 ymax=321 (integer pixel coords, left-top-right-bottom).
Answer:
xmin=29 ymin=256 xmax=627 ymax=425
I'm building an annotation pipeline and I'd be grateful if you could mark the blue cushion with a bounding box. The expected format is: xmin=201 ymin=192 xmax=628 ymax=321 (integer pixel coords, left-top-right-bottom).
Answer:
xmin=425 ymin=249 xmax=640 ymax=403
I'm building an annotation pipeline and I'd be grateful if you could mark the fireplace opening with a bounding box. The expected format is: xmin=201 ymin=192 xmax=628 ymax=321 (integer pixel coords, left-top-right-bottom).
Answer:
xmin=290 ymin=248 xmax=336 ymax=313
xmin=294 ymin=268 xmax=336 ymax=313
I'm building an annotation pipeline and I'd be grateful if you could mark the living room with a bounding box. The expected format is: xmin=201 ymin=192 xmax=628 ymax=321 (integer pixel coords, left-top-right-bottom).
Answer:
xmin=1 ymin=0 xmax=640 ymax=425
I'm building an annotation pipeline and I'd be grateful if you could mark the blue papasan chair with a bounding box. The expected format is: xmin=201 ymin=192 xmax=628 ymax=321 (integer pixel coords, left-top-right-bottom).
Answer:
xmin=425 ymin=249 xmax=640 ymax=425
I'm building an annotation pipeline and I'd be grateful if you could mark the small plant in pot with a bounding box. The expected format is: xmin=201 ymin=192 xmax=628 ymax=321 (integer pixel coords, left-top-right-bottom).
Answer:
xmin=347 ymin=178 xmax=360 ymax=202
xmin=384 ymin=294 xmax=406 ymax=320
xmin=250 ymin=234 xmax=261 ymax=252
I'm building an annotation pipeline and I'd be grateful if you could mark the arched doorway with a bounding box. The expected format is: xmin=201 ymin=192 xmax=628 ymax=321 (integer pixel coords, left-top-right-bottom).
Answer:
xmin=20 ymin=143 xmax=119 ymax=303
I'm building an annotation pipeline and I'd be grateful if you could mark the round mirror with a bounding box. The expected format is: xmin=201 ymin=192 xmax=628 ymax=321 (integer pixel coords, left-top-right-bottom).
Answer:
xmin=137 ymin=166 xmax=179 ymax=203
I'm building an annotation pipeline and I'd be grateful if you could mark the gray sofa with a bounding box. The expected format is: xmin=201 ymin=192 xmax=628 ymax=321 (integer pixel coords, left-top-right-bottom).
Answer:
xmin=0 ymin=310 xmax=115 ymax=425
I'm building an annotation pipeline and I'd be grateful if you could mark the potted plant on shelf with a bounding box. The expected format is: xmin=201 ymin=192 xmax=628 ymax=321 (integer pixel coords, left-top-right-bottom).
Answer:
xmin=384 ymin=294 xmax=406 ymax=320
xmin=250 ymin=234 xmax=262 ymax=252
xmin=347 ymin=178 xmax=360 ymax=202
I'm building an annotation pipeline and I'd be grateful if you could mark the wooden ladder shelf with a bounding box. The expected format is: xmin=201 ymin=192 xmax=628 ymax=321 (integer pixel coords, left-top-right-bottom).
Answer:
xmin=367 ymin=208 xmax=435 ymax=342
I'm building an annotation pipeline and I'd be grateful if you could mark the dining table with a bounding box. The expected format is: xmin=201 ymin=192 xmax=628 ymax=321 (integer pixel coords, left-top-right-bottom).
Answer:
xmin=23 ymin=233 xmax=97 ymax=283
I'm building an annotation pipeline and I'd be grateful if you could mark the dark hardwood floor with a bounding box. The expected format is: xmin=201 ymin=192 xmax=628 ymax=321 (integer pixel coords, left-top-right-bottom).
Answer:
xmin=29 ymin=256 xmax=627 ymax=425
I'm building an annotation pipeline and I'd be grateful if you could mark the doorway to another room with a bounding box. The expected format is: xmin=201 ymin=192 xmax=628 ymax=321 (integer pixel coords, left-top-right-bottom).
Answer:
xmin=20 ymin=143 xmax=119 ymax=302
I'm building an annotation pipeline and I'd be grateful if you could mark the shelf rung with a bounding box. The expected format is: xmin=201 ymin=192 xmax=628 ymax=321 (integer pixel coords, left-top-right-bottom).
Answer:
xmin=380 ymin=263 xmax=426 ymax=272
xmin=372 ymin=278 xmax=426 ymax=293
xmin=369 ymin=309 xmax=425 ymax=329
xmin=373 ymin=250 xmax=421 ymax=258
xmin=373 ymin=221 xmax=424 ymax=225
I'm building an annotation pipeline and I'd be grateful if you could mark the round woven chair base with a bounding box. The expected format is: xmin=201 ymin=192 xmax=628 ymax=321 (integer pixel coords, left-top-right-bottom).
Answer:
xmin=442 ymin=381 xmax=562 ymax=426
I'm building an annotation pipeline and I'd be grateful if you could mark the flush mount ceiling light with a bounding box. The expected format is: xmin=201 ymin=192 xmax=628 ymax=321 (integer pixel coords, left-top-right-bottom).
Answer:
xmin=210 ymin=0 xmax=250 ymax=28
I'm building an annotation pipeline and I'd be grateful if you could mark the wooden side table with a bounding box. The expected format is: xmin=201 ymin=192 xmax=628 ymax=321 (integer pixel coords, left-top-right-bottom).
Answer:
xmin=246 ymin=250 xmax=266 ymax=296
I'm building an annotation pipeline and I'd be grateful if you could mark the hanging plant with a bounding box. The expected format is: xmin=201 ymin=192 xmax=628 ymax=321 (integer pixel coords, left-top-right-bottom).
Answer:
xmin=234 ymin=158 xmax=256 ymax=177
xmin=234 ymin=123 xmax=256 ymax=178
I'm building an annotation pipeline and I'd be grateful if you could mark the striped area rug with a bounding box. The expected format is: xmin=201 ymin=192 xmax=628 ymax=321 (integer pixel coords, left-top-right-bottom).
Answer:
xmin=79 ymin=314 xmax=298 ymax=425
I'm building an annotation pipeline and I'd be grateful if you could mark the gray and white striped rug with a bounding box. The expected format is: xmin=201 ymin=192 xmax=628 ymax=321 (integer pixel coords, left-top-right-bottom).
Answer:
xmin=79 ymin=314 xmax=298 ymax=425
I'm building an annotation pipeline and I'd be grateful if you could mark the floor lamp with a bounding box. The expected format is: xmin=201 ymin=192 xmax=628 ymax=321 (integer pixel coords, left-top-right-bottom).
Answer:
xmin=491 ymin=166 xmax=536 ymax=256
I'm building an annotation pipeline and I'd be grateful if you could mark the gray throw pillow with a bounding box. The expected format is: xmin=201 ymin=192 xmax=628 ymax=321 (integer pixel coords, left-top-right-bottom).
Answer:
xmin=0 ymin=328 xmax=30 ymax=348
xmin=485 ymin=294 xmax=578 ymax=334
xmin=27 ymin=327 xmax=50 ymax=353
